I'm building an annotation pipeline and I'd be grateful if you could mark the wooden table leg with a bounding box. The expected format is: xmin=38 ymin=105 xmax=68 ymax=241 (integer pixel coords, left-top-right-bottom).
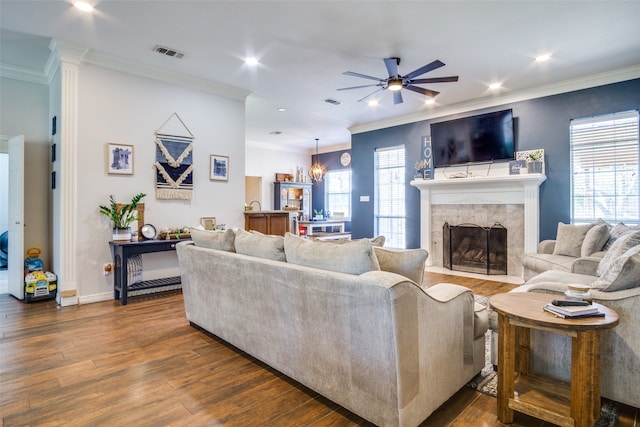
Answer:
xmin=497 ymin=314 xmax=515 ymax=423
xmin=571 ymin=330 xmax=601 ymax=427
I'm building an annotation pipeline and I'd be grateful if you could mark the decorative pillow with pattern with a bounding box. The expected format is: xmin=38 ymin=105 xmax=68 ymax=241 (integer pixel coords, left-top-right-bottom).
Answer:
xmin=234 ymin=229 xmax=285 ymax=261
xmin=596 ymin=230 xmax=640 ymax=277
xmin=190 ymin=228 xmax=235 ymax=252
xmin=552 ymin=222 xmax=596 ymax=257
xmin=591 ymin=244 xmax=640 ymax=292
xmin=284 ymin=233 xmax=380 ymax=275
xmin=603 ymin=222 xmax=634 ymax=251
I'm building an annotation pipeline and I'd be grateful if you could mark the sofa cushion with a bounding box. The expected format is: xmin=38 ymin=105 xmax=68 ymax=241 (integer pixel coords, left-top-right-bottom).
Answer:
xmin=597 ymin=230 xmax=640 ymax=276
xmin=591 ymin=245 xmax=640 ymax=291
xmin=552 ymin=222 xmax=596 ymax=257
xmin=373 ymin=246 xmax=428 ymax=284
xmin=525 ymin=269 xmax=596 ymax=286
xmin=581 ymin=223 xmax=609 ymax=257
xmin=234 ymin=229 xmax=285 ymax=261
xmin=521 ymin=252 xmax=576 ymax=274
xmin=284 ymin=233 xmax=380 ymax=275
xmin=190 ymin=228 xmax=235 ymax=252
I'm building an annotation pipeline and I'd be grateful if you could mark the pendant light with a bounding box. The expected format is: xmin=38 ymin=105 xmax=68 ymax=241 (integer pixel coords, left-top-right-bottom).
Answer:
xmin=308 ymin=138 xmax=327 ymax=183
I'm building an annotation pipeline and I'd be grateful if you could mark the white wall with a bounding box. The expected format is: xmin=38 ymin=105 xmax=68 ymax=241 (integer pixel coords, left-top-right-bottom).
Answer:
xmin=0 ymin=76 xmax=50 ymax=267
xmin=245 ymin=144 xmax=309 ymax=210
xmin=71 ymin=64 xmax=246 ymax=303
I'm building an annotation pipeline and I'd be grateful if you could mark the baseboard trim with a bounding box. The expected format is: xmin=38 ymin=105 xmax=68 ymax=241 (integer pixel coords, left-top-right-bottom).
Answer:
xmin=78 ymin=292 xmax=113 ymax=305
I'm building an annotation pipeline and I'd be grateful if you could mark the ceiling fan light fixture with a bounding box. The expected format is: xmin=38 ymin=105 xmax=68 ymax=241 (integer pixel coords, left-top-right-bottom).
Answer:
xmin=388 ymin=79 xmax=403 ymax=91
xmin=308 ymin=138 xmax=327 ymax=183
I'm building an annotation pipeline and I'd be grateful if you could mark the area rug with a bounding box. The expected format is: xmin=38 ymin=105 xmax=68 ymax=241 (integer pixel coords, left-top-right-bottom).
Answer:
xmin=467 ymin=295 xmax=620 ymax=427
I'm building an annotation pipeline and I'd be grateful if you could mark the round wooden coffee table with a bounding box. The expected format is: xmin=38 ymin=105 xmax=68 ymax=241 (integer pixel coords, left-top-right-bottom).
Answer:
xmin=490 ymin=292 xmax=619 ymax=427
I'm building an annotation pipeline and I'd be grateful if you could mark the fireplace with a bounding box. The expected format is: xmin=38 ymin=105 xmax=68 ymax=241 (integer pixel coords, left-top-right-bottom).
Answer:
xmin=443 ymin=222 xmax=507 ymax=275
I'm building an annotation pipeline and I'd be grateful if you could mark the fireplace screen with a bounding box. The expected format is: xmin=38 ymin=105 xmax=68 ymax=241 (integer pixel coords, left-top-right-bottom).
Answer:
xmin=443 ymin=222 xmax=507 ymax=275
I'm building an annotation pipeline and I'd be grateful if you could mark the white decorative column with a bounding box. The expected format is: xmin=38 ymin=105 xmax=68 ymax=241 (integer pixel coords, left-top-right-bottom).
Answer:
xmin=48 ymin=40 xmax=87 ymax=306
xmin=411 ymin=173 xmax=546 ymax=267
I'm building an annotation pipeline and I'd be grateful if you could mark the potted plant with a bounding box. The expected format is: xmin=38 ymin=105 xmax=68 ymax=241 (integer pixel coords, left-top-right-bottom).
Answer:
xmin=99 ymin=193 xmax=146 ymax=241
xmin=526 ymin=149 xmax=544 ymax=173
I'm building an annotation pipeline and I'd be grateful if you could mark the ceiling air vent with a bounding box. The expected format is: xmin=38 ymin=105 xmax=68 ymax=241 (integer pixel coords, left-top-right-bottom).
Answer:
xmin=324 ymin=98 xmax=342 ymax=105
xmin=153 ymin=45 xmax=185 ymax=59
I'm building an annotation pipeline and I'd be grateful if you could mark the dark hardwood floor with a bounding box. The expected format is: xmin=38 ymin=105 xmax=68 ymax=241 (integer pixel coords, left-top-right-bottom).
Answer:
xmin=1 ymin=272 xmax=637 ymax=426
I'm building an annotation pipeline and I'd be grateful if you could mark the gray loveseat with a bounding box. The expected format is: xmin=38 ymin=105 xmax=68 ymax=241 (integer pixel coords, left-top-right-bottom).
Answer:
xmin=177 ymin=229 xmax=488 ymax=427
xmin=491 ymin=227 xmax=640 ymax=409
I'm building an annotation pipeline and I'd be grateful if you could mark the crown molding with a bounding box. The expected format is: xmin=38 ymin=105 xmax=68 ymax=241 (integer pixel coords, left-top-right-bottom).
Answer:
xmin=0 ymin=63 xmax=48 ymax=85
xmin=349 ymin=64 xmax=640 ymax=135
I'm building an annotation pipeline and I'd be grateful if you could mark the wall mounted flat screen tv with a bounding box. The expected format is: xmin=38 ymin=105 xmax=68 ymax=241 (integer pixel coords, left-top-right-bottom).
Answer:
xmin=430 ymin=109 xmax=515 ymax=167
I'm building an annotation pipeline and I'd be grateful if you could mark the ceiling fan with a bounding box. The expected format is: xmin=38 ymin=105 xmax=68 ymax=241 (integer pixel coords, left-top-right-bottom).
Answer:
xmin=337 ymin=57 xmax=459 ymax=104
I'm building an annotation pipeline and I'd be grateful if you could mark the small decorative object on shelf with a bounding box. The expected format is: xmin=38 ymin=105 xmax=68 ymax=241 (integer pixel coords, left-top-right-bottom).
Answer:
xmin=526 ymin=149 xmax=544 ymax=173
xmin=158 ymin=226 xmax=191 ymax=240
xmin=414 ymin=159 xmax=428 ymax=179
xmin=99 ymin=193 xmax=146 ymax=241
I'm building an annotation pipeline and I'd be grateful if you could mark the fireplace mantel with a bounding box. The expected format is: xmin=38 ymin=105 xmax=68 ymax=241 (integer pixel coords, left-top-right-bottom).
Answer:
xmin=410 ymin=173 xmax=546 ymax=266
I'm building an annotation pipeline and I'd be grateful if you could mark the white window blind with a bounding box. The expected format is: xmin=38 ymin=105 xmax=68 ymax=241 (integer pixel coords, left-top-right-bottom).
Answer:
xmin=324 ymin=169 xmax=351 ymax=218
xmin=375 ymin=145 xmax=406 ymax=248
xmin=570 ymin=110 xmax=639 ymax=225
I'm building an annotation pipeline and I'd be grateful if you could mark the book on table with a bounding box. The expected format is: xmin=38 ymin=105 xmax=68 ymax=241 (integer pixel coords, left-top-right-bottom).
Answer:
xmin=543 ymin=303 xmax=604 ymax=318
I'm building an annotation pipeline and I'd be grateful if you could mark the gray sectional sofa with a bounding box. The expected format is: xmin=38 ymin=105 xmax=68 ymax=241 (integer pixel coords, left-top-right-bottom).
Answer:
xmin=492 ymin=222 xmax=640 ymax=409
xmin=177 ymin=229 xmax=489 ymax=427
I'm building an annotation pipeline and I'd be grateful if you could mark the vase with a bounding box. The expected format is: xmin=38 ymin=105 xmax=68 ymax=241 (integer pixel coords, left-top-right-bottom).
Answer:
xmin=527 ymin=161 xmax=543 ymax=173
xmin=112 ymin=227 xmax=132 ymax=241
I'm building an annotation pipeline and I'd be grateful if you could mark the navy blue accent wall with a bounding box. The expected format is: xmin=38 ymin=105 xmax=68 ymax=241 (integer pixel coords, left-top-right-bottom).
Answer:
xmin=351 ymin=78 xmax=640 ymax=247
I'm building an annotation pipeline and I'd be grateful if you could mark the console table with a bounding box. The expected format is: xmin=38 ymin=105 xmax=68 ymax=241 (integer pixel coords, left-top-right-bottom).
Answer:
xmin=298 ymin=220 xmax=345 ymax=236
xmin=490 ymin=292 xmax=619 ymax=427
xmin=109 ymin=239 xmax=190 ymax=305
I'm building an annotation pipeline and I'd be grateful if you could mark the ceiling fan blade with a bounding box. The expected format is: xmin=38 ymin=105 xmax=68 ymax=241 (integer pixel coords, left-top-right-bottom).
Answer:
xmin=404 ymin=60 xmax=445 ymax=80
xmin=384 ymin=57 xmax=399 ymax=77
xmin=343 ymin=71 xmax=384 ymax=82
xmin=409 ymin=76 xmax=459 ymax=84
xmin=392 ymin=90 xmax=403 ymax=105
xmin=337 ymin=84 xmax=382 ymax=91
xmin=357 ymin=87 xmax=384 ymax=103
xmin=405 ymin=85 xmax=440 ymax=98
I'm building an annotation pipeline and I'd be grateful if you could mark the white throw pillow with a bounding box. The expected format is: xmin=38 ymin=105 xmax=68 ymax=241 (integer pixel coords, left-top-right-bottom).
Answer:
xmin=553 ymin=222 xmax=596 ymax=257
xmin=234 ymin=229 xmax=285 ymax=261
xmin=581 ymin=223 xmax=610 ymax=257
xmin=591 ymin=244 xmax=640 ymax=291
xmin=596 ymin=230 xmax=640 ymax=276
xmin=284 ymin=233 xmax=380 ymax=275
xmin=190 ymin=228 xmax=235 ymax=252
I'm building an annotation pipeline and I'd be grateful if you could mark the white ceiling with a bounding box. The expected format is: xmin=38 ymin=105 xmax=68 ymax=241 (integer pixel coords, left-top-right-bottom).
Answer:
xmin=1 ymin=0 xmax=640 ymax=152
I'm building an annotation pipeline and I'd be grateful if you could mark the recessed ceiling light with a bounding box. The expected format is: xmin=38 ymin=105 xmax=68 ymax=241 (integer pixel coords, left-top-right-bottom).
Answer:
xmin=489 ymin=82 xmax=502 ymax=90
xmin=368 ymin=100 xmax=379 ymax=107
xmin=73 ymin=1 xmax=93 ymax=12
xmin=269 ymin=131 xmax=282 ymax=135
xmin=244 ymin=57 xmax=259 ymax=66
xmin=535 ymin=53 xmax=552 ymax=62
xmin=276 ymin=107 xmax=286 ymax=112
xmin=424 ymin=99 xmax=435 ymax=105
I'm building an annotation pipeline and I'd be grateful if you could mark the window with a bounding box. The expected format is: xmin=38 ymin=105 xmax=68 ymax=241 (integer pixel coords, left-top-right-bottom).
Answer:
xmin=324 ymin=169 xmax=351 ymax=218
xmin=570 ymin=110 xmax=639 ymax=225
xmin=375 ymin=145 xmax=406 ymax=248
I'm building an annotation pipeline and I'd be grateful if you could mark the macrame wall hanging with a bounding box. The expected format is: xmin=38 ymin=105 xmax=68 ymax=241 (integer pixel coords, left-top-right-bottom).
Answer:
xmin=154 ymin=113 xmax=194 ymax=200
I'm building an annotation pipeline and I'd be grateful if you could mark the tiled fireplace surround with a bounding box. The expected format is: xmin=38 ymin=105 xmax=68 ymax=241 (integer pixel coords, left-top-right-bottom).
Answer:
xmin=411 ymin=172 xmax=546 ymax=277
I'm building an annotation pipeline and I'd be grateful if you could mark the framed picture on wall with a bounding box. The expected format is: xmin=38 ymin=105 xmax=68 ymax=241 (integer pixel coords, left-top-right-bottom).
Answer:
xmin=106 ymin=143 xmax=134 ymax=175
xmin=210 ymin=154 xmax=229 ymax=181
xmin=200 ymin=217 xmax=217 ymax=231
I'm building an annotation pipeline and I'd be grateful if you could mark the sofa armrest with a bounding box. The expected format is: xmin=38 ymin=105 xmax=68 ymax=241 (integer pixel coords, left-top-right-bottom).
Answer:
xmin=538 ymin=240 xmax=556 ymax=254
xmin=572 ymin=256 xmax=601 ymax=276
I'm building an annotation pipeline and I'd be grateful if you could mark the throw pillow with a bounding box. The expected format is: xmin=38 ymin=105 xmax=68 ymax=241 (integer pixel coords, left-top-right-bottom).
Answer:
xmin=581 ymin=223 xmax=610 ymax=257
xmin=234 ymin=229 xmax=285 ymax=261
xmin=552 ymin=222 xmax=596 ymax=257
xmin=190 ymin=228 xmax=235 ymax=252
xmin=316 ymin=235 xmax=386 ymax=247
xmin=591 ymin=244 xmax=640 ymax=292
xmin=284 ymin=233 xmax=380 ymax=275
xmin=603 ymin=222 xmax=634 ymax=251
xmin=373 ymin=246 xmax=428 ymax=284
xmin=596 ymin=230 xmax=640 ymax=276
